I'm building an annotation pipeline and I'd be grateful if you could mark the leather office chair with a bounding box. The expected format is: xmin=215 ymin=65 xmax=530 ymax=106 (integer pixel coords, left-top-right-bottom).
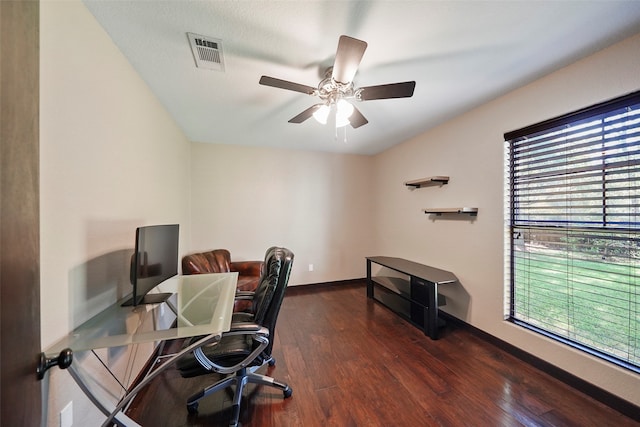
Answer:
xmin=182 ymin=249 xmax=264 ymax=312
xmin=177 ymin=246 xmax=294 ymax=427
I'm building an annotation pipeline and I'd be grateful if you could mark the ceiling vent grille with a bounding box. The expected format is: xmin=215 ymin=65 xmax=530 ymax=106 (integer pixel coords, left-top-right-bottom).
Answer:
xmin=187 ymin=32 xmax=225 ymax=71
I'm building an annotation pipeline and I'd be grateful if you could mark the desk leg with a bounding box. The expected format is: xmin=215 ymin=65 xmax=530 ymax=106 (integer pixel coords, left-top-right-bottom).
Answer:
xmin=68 ymin=364 xmax=141 ymax=427
xmin=100 ymin=333 xmax=221 ymax=427
xmin=425 ymin=281 xmax=439 ymax=340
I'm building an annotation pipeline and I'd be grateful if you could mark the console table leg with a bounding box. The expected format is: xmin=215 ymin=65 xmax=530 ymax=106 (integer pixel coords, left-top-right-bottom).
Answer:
xmin=425 ymin=282 xmax=439 ymax=339
xmin=366 ymin=260 xmax=373 ymax=299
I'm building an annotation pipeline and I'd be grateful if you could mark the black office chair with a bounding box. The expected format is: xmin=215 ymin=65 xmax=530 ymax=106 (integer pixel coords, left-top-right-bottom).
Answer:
xmin=177 ymin=246 xmax=294 ymax=427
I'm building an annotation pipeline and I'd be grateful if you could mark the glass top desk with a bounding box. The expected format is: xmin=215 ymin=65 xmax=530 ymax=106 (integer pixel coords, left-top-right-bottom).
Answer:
xmin=41 ymin=273 xmax=238 ymax=426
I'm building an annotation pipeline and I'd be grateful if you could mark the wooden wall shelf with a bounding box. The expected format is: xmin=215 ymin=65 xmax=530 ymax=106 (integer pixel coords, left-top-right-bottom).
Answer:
xmin=423 ymin=207 xmax=478 ymax=216
xmin=404 ymin=176 xmax=449 ymax=188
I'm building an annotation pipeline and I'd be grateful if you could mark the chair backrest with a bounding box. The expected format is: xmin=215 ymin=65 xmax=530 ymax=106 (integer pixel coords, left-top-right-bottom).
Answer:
xmin=250 ymin=246 xmax=294 ymax=356
xmin=182 ymin=249 xmax=232 ymax=274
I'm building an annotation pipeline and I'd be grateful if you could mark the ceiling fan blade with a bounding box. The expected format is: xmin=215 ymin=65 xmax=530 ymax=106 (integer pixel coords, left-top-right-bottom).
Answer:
xmin=332 ymin=35 xmax=367 ymax=84
xmin=358 ymin=81 xmax=416 ymax=101
xmin=349 ymin=105 xmax=368 ymax=129
xmin=259 ymin=76 xmax=316 ymax=95
xmin=288 ymin=104 xmax=323 ymax=124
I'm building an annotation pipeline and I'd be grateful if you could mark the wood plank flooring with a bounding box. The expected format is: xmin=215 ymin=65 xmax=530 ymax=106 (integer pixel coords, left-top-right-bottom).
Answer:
xmin=126 ymin=281 xmax=639 ymax=426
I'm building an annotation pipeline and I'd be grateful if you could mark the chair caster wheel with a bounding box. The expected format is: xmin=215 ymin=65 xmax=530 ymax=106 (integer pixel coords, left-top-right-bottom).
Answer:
xmin=187 ymin=402 xmax=199 ymax=414
xmin=268 ymin=357 xmax=276 ymax=366
xmin=283 ymin=386 xmax=292 ymax=398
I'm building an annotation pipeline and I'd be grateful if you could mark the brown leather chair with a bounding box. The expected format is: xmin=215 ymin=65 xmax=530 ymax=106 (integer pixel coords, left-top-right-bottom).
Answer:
xmin=181 ymin=249 xmax=264 ymax=311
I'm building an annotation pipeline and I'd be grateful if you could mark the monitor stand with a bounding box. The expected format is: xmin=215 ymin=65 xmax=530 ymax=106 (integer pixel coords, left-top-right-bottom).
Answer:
xmin=121 ymin=292 xmax=172 ymax=307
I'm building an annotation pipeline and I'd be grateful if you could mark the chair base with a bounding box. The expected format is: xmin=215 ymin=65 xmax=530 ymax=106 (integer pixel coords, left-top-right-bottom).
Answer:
xmin=186 ymin=366 xmax=292 ymax=427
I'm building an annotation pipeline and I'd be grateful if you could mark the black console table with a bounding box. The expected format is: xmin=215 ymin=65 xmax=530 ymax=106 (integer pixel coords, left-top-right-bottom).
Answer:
xmin=366 ymin=256 xmax=458 ymax=340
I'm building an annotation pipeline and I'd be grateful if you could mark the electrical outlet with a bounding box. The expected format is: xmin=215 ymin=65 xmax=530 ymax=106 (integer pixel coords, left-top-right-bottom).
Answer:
xmin=60 ymin=401 xmax=73 ymax=427
xmin=308 ymin=264 xmax=314 ymax=272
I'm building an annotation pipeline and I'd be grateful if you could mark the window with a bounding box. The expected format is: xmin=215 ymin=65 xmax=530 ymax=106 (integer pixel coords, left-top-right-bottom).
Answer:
xmin=505 ymin=90 xmax=640 ymax=372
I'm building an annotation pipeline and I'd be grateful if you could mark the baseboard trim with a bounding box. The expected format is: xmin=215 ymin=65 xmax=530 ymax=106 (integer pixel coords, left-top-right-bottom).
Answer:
xmin=439 ymin=311 xmax=640 ymax=422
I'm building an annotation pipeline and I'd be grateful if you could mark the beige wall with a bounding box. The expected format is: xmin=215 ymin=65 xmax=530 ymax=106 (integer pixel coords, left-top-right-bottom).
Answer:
xmin=372 ymin=32 xmax=640 ymax=406
xmin=189 ymin=142 xmax=374 ymax=285
xmin=37 ymin=0 xmax=639 ymax=423
xmin=40 ymin=1 xmax=191 ymax=425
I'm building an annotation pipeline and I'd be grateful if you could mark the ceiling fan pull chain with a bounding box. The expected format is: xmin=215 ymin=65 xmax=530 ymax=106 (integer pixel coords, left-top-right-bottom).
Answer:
xmin=333 ymin=119 xmax=348 ymax=143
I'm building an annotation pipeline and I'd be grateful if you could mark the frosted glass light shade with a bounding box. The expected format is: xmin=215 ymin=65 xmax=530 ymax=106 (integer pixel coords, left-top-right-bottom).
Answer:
xmin=336 ymin=99 xmax=354 ymax=127
xmin=313 ymin=104 xmax=330 ymax=124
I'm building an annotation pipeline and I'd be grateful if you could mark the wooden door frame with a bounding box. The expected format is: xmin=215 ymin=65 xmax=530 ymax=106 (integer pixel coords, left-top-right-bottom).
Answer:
xmin=0 ymin=1 xmax=42 ymax=426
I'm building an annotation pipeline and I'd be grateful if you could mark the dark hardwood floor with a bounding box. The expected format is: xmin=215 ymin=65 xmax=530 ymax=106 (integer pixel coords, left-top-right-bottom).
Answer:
xmin=126 ymin=281 xmax=639 ymax=426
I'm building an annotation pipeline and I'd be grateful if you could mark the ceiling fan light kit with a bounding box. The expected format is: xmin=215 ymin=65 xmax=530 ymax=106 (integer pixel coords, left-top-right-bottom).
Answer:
xmin=259 ymin=35 xmax=416 ymax=130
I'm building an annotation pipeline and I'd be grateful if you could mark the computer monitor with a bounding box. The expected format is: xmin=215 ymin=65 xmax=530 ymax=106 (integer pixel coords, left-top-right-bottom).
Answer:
xmin=122 ymin=224 xmax=179 ymax=307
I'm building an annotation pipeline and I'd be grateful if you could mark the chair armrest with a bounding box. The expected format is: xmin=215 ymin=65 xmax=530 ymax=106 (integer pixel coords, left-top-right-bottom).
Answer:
xmin=229 ymin=260 xmax=264 ymax=277
xmin=193 ymin=326 xmax=269 ymax=374
xmin=227 ymin=322 xmax=265 ymax=335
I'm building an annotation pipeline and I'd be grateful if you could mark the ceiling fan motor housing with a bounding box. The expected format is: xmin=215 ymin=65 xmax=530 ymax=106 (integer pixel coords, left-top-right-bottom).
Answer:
xmin=317 ymin=72 xmax=355 ymax=105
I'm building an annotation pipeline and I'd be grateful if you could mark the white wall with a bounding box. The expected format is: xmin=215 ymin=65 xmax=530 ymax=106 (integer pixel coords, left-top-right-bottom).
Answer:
xmin=189 ymin=142 xmax=374 ymax=285
xmin=372 ymin=32 xmax=640 ymax=406
xmin=40 ymin=1 xmax=191 ymax=425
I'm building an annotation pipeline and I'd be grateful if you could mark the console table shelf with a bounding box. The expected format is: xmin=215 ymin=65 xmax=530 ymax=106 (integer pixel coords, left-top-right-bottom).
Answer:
xmin=404 ymin=176 xmax=449 ymax=188
xmin=366 ymin=257 xmax=457 ymax=339
xmin=371 ymin=276 xmax=448 ymax=307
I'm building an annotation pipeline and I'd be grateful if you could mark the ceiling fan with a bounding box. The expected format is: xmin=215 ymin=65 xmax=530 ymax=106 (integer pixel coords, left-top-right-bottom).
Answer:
xmin=259 ymin=35 xmax=416 ymax=129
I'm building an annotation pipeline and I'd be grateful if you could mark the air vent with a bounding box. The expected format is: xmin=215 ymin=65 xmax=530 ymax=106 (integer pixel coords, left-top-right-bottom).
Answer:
xmin=187 ymin=32 xmax=225 ymax=71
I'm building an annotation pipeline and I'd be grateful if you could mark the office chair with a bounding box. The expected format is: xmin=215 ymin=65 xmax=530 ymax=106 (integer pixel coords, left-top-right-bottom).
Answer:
xmin=177 ymin=246 xmax=294 ymax=427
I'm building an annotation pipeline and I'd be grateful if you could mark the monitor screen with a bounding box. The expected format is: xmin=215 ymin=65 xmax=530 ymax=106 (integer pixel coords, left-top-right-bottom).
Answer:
xmin=122 ymin=224 xmax=179 ymax=307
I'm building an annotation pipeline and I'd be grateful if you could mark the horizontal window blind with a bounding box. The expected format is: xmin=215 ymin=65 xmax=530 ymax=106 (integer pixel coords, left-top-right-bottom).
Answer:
xmin=506 ymin=91 xmax=640 ymax=371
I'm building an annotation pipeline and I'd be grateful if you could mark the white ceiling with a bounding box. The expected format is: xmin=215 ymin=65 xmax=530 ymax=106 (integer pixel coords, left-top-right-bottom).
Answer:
xmin=83 ymin=1 xmax=640 ymax=155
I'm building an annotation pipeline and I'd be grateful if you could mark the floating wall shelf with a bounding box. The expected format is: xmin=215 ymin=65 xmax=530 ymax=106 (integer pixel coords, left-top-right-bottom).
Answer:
xmin=404 ymin=176 xmax=449 ymax=188
xmin=423 ymin=207 xmax=479 ymax=216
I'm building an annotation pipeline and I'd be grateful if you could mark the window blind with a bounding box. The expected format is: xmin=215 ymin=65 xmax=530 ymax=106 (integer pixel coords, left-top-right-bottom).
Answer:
xmin=505 ymin=90 xmax=640 ymax=371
